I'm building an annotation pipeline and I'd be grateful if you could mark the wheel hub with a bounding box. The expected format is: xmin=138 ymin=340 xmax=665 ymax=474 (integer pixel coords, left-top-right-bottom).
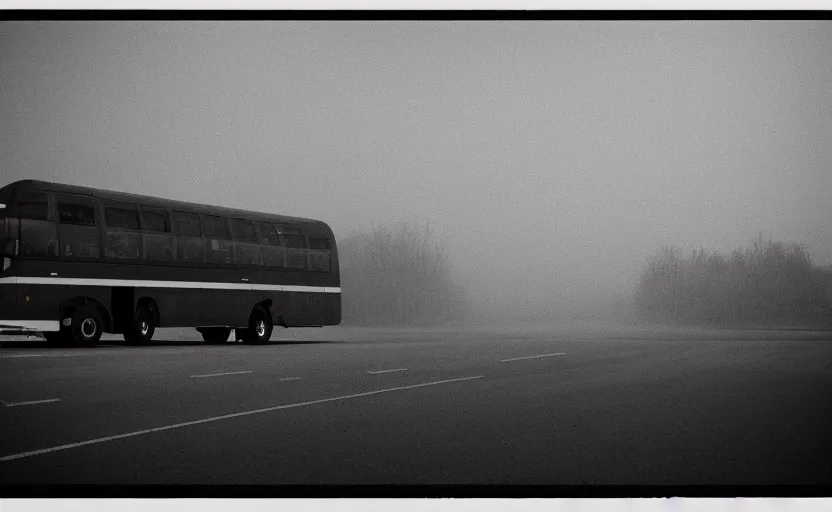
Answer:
xmin=81 ymin=318 xmax=96 ymax=338
xmin=257 ymin=320 xmax=265 ymax=337
xmin=140 ymin=321 xmax=149 ymax=335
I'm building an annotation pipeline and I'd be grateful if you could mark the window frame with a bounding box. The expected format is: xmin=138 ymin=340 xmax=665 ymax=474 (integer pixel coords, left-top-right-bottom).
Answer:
xmin=56 ymin=193 xmax=99 ymax=227
xmin=172 ymin=210 xmax=202 ymax=238
xmin=201 ymin=214 xmax=231 ymax=241
xmin=103 ymin=202 xmax=141 ymax=231
xmin=229 ymin=217 xmax=259 ymax=243
xmin=14 ymin=191 xmax=58 ymax=259
xmin=139 ymin=205 xmax=172 ymax=234
xmin=54 ymin=193 xmax=102 ymax=261
xmin=14 ymin=191 xmax=52 ymax=222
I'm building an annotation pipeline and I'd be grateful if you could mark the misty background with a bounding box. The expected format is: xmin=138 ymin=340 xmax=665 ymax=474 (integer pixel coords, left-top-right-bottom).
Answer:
xmin=2 ymin=20 xmax=831 ymax=325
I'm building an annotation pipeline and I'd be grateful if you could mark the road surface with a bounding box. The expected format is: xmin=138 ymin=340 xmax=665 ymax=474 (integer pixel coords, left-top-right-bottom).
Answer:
xmin=1 ymin=322 xmax=830 ymax=489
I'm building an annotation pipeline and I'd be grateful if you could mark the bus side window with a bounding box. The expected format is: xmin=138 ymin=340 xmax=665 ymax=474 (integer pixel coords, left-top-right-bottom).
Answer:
xmin=56 ymin=194 xmax=100 ymax=259
xmin=255 ymin=221 xmax=284 ymax=268
xmin=308 ymin=237 xmax=331 ymax=272
xmin=229 ymin=218 xmax=261 ymax=267
xmin=103 ymin=203 xmax=142 ymax=260
xmin=203 ymin=214 xmax=232 ymax=265
xmin=140 ymin=206 xmax=174 ymax=262
xmin=172 ymin=210 xmax=204 ymax=263
xmin=17 ymin=192 xmax=58 ymax=258
xmin=276 ymin=224 xmax=306 ymax=270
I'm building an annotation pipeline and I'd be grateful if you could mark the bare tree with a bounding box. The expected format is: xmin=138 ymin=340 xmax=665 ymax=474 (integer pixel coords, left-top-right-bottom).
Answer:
xmin=339 ymin=223 xmax=466 ymax=325
xmin=636 ymin=235 xmax=831 ymax=328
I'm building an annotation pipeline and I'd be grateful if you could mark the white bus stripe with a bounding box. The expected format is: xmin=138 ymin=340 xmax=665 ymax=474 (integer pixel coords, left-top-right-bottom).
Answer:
xmin=0 ymin=277 xmax=340 ymax=294
xmin=0 ymin=375 xmax=484 ymax=462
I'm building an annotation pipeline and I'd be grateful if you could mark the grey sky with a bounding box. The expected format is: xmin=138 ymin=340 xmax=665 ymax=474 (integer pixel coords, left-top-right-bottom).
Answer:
xmin=2 ymin=20 xmax=831 ymax=315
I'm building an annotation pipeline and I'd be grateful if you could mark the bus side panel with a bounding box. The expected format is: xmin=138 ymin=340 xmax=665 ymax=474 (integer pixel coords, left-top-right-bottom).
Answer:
xmin=0 ymin=282 xmax=20 ymax=322
xmin=283 ymin=291 xmax=340 ymax=327
xmin=13 ymin=283 xmax=61 ymax=323
xmin=149 ymin=288 xmax=274 ymax=328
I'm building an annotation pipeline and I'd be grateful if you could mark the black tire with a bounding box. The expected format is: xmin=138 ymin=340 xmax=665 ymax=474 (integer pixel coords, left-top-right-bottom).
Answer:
xmin=242 ymin=307 xmax=273 ymax=345
xmin=69 ymin=305 xmax=103 ymax=347
xmin=123 ymin=303 xmax=157 ymax=345
xmin=200 ymin=327 xmax=231 ymax=344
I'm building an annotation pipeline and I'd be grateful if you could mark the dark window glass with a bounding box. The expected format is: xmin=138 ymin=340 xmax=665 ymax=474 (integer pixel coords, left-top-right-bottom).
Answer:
xmin=230 ymin=218 xmax=258 ymax=242
xmin=20 ymin=220 xmax=58 ymax=258
xmin=307 ymin=251 xmax=331 ymax=272
xmin=275 ymin=225 xmax=306 ymax=249
xmin=172 ymin=211 xmax=201 ymax=237
xmin=105 ymin=232 xmax=143 ymax=259
xmin=16 ymin=193 xmax=49 ymax=221
xmin=144 ymin=233 xmax=174 ymax=262
xmin=203 ymin=215 xmax=228 ymax=239
xmin=57 ymin=195 xmax=96 ymax=225
xmin=254 ymin=221 xmax=281 ymax=246
xmin=233 ymin=241 xmax=261 ymax=266
xmin=310 ymin=238 xmax=331 ymax=250
xmin=105 ymin=204 xmax=139 ymax=230
xmin=285 ymin=248 xmax=306 ymax=269
xmin=261 ymin=245 xmax=285 ymax=268
xmin=60 ymin=224 xmax=99 ymax=259
xmin=206 ymin=239 xmax=233 ymax=265
xmin=177 ymin=237 xmax=204 ymax=263
xmin=141 ymin=207 xmax=170 ymax=233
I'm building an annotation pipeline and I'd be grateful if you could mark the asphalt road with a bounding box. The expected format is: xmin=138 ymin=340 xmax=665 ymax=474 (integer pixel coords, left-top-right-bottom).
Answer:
xmin=0 ymin=322 xmax=830 ymax=488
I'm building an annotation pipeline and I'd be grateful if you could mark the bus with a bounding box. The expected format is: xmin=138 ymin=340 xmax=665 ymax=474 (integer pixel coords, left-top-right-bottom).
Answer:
xmin=0 ymin=179 xmax=340 ymax=346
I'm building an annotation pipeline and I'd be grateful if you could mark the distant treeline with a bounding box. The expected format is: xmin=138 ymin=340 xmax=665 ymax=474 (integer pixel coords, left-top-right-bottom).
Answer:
xmin=338 ymin=223 xmax=467 ymax=325
xmin=636 ymin=235 xmax=832 ymax=328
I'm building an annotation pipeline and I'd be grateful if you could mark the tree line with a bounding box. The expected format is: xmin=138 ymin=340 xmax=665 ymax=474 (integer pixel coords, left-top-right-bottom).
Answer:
xmin=337 ymin=223 xmax=467 ymax=325
xmin=635 ymin=235 xmax=832 ymax=327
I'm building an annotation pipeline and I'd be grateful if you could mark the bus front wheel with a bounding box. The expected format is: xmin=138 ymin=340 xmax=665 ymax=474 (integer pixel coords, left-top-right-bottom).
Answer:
xmin=69 ymin=305 xmax=103 ymax=347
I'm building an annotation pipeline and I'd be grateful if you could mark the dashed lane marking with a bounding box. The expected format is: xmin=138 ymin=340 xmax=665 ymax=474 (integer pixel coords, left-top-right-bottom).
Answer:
xmin=2 ymin=398 xmax=61 ymax=407
xmin=499 ymin=352 xmax=566 ymax=362
xmin=367 ymin=368 xmax=408 ymax=374
xmin=0 ymin=375 xmax=485 ymax=462
xmin=190 ymin=371 xmax=253 ymax=378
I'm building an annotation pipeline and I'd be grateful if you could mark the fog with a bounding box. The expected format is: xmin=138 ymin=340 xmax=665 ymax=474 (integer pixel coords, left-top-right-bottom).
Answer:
xmin=2 ymin=20 xmax=831 ymax=321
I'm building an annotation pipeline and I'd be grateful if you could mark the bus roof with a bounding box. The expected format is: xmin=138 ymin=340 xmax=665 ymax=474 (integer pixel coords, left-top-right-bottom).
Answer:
xmin=2 ymin=179 xmax=333 ymax=236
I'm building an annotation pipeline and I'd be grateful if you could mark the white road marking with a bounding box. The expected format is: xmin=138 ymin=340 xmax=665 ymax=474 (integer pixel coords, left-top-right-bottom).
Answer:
xmin=499 ymin=352 xmax=566 ymax=362
xmin=0 ymin=375 xmax=484 ymax=462
xmin=190 ymin=370 xmax=253 ymax=378
xmin=367 ymin=368 xmax=408 ymax=374
xmin=280 ymin=377 xmax=300 ymax=381
xmin=2 ymin=398 xmax=61 ymax=407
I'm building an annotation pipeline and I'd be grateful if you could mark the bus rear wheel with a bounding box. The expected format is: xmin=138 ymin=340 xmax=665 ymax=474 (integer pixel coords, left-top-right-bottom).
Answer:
xmin=200 ymin=327 xmax=231 ymax=344
xmin=242 ymin=307 xmax=273 ymax=345
xmin=68 ymin=305 xmax=103 ymax=347
xmin=123 ymin=304 xmax=157 ymax=345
